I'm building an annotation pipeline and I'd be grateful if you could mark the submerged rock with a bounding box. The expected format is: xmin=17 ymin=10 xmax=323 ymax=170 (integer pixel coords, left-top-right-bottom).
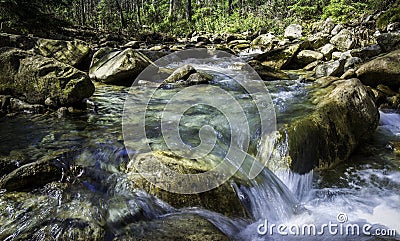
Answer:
xmin=0 ymin=154 xmax=63 ymax=191
xmin=0 ymin=48 xmax=94 ymax=107
xmin=125 ymin=151 xmax=248 ymax=218
xmin=114 ymin=214 xmax=229 ymax=241
xmin=283 ymin=77 xmax=379 ymax=173
xmin=89 ymin=48 xmax=153 ymax=85
xmin=356 ymin=49 xmax=400 ymax=88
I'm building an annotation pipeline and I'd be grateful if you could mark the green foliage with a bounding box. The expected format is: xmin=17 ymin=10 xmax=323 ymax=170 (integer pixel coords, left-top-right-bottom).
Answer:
xmin=1 ymin=0 xmax=400 ymax=37
xmin=376 ymin=7 xmax=400 ymax=30
xmin=289 ymin=0 xmax=329 ymax=20
xmin=322 ymin=0 xmax=367 ymax=22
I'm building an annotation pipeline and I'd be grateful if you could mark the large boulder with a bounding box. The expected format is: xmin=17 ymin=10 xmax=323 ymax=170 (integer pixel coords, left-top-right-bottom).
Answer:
xmin=0 ymin=48 xmax=94 ymax=106
xmin=283 ymin=77 xmax=379 ymax=173
xmin=125 ymin=151 xmax=248 ymax=218
xmin=33 ymin=38 xmax=91 ymax=67
xmin=356 ymin=49 xmax=400 ymax=88
xmin=0 ymin=33 xmax=91 ymax=67
xmin=89 ymin=48 xmax=153 ymax=85
xmin=253 ymin=43 xmax=301 ymax=70
xmin=248 ymin=60 xmax=290 ymax=81
xmin=284 ymin=24 xmax=303 ymax=40
xmin=330 ymin=29 xmax=356 ymax=52
xmin=376 ymin=32 xmax=400 ymax=52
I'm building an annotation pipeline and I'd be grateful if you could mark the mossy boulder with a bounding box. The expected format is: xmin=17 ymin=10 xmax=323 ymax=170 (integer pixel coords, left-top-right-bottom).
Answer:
xmin=89 ymin=48 xmax=153 ymax=85
xmin=248 ymin=60 xmax=290 ymax=81
xmin=253 ymin=43 xmax=301 ymax=70
xmin=0 ymin=33 xmax=91 ymax=67
xmin=356 ymin=49 xmax=400 ymax=88
xmin=125 ymin=151 xmax=248 ymax=218
xmin=282 ymin=77 xmax=379 ymax=174
xmin=33 ymin=38 xmax=91 ymax=67
xmin=0 ymin=47 xmax=94 ymax=106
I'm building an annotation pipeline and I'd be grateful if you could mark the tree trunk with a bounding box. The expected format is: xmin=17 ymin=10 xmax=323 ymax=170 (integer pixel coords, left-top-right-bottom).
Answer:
xmin=114 ymin=0 xmax=126 ymax=28
xmin=135 ymin=0 xmax=141 ymax=26
xmin=228 ymin=0 xmax=233 ymax=15
xmin=186 ymin=0 xmax=192 ymax=22
xmin=80 ymin=0 xmax=86 ymax=25
xmin=168 ymin=0 xmax=174 ymax=18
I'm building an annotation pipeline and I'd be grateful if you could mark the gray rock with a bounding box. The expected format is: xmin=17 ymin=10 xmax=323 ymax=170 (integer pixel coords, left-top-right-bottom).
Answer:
xmin=331 ymin=24 xmax=343 ymax=36
xmin=89 ymin=48 xmax=153 ymax=85
xmin=307 ymin=33 xmax=331 ymax=50
xmin=315 ymin=59 xmax=345 ymax=78
xmin=284 ymin=24 xmax=303 ymax=40
xmin=344 ymin=57 xmax=362 ymax=71
xmin=164 ymin=64 xmax=196 ymax=83
xmin=330 ymin=29 xmax=356 ymax=51
xmin=322 ymin=18 xmax=336 ymax=34
xmin=0 ymin=48 xmax=94 ymax=106
xmin=296 ymin=50 xmax=324 ymax=66
xmin=320 ymin=43 xmax=336 ymax=60
xmin=376 ymin=32 xmax=400 ymax=52
xmin=356 ymin=49 xmax=400 ymax=88
xmin=350 ymin=44 xmax=382 ymax=60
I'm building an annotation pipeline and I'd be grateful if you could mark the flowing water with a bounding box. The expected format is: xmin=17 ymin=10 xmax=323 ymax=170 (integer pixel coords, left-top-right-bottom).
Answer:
xmin=0 ymin=55 xmax=399 ymax=240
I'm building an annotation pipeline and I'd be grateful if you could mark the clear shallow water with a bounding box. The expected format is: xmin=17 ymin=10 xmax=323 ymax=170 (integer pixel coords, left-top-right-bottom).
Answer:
xmin=0 ymin=68 xmax=399 ymax=240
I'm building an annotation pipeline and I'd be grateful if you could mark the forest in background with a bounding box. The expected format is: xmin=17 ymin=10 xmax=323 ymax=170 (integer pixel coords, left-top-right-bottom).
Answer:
xmin=0 ymin=0 xmax=400 ymax=37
